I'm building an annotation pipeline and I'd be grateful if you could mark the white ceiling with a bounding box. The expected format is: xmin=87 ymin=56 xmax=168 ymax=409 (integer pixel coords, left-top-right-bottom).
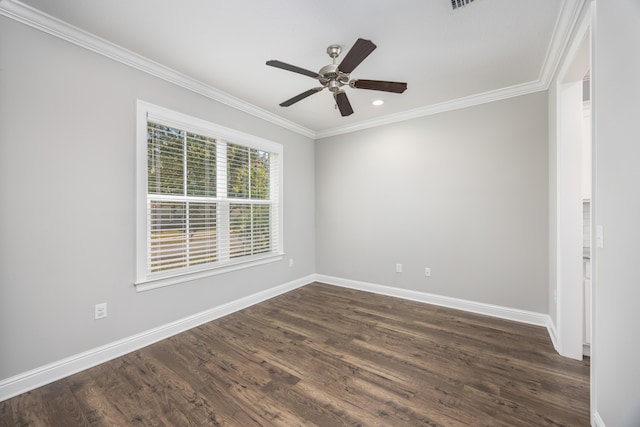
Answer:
xmin=11 ymin=0 xmax=582 ymax=137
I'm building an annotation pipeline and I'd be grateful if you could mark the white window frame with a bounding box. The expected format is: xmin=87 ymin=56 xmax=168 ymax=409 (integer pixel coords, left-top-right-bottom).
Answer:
xmin=135 ymin=100 xmax=283 ymax=291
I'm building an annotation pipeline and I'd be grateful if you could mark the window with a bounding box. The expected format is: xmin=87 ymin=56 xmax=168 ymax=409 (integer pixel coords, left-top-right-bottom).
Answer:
xmin=136 ymin=101 xmax=283 ymax=290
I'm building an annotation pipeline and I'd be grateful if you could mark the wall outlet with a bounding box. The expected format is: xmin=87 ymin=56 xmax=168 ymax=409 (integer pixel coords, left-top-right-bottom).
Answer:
xmin=395 ymin=263 xmax=402 ymax=273
xmin=424 ymin=268 xmax=431 ymax=277
xmin=288 ymin=258 xmax=294 ymax=268
xmin=95 ymin=303 xmax=107 ymax=320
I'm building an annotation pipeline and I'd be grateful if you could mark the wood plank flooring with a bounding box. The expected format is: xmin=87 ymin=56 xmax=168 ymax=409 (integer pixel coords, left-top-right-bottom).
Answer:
xmin=0 ymin=282 xmax=590 ymax=426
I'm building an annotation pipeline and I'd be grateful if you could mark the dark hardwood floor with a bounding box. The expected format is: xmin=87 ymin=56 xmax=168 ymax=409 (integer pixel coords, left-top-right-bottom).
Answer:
xmin=0 ymin=282 xmax=590 ymax=426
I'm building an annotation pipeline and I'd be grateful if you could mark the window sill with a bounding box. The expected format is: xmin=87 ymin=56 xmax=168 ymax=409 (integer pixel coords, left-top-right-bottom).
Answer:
xmin=134 ymin=253 xmax=284 ymax=292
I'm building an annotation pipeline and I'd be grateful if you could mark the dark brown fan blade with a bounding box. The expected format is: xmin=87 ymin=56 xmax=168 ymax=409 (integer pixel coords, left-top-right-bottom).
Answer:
xmin=338 ymin=38 xmax=377 ymax=74
xmin=334 ymin=91 xmax=354 ymax=117
xmin=279 ymin=87 xmax=324 ymax=107
xmin=350 ymin=79 xmax=408 ymax=93
xmin=266 ymin=60 xmax=320 ymax=79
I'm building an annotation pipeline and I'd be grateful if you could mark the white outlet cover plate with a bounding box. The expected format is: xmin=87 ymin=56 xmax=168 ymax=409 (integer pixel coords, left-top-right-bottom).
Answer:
xmin=95 ymin=303 xmax=107 ymax=319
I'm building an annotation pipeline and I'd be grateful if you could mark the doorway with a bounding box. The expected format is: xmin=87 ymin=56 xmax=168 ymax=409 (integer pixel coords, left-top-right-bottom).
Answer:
xmin=555 ymin=10 xmax=592 ymax=360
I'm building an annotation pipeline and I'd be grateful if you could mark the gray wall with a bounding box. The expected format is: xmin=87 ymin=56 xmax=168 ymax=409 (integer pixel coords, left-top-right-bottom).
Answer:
xmin=593 ymin=1 xmax=640 ymax=425
xmin=315 ymin=92 xmax=549 ymax=312
xmin=0 ymin=17 xmax=315 ymax=380
xmin=5 ymin=3 xmax=640 ymax=423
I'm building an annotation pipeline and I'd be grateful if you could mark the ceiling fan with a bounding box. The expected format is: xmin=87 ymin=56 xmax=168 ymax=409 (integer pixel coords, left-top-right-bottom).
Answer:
xmin=266 ymin=38 xmax=407 ymax=117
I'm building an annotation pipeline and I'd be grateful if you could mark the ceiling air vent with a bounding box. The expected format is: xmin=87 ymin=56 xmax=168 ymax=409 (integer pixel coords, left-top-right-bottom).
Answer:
xmin=451 ymin=0 xmax=474 ymax=10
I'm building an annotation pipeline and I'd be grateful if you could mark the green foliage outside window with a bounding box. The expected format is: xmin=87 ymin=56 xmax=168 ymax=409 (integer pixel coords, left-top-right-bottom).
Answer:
xmin=146 ymin=122 xmax=273 ymax=274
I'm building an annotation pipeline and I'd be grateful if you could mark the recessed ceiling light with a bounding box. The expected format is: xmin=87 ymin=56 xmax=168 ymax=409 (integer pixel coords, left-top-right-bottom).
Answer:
xmin=372 ymin=100 xmax=384 ymax=106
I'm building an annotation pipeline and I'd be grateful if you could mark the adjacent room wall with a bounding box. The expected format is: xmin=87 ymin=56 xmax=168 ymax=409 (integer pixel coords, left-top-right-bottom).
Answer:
xmin=315 ymin=92 xmax=549 ymax=313
xmin=0 ymin=16 xmax=315 ymax=381
xmin=592 ymin=0 xmax=640 ymax=425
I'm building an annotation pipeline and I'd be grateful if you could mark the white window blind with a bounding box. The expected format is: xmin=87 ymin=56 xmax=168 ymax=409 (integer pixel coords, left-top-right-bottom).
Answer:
xmin=136 ymin=101 xmax=282 ymax=290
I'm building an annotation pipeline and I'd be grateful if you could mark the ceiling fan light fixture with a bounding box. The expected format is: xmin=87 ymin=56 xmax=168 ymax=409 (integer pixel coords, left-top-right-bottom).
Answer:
xmin=328 ymin=79 xmax=341 ymax=93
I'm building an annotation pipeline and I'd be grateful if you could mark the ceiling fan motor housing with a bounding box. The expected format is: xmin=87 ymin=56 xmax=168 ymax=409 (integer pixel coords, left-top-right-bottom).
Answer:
xmin=319 ymin=63 xmax=349 ymax=92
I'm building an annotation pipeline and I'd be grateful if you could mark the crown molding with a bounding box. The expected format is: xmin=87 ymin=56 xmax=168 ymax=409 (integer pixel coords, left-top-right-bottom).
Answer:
xmin=538 ymin=0 xmax=587 ymax=89
xmin=1 ymin=0 xmax=585 ymax=140
xmin=0 ymin=0 xmax=316 ymax=139
xmin=315 ymin=79 xmax=547 ymax=139
xmin=316 ymin=0 xmax=586 ymax=139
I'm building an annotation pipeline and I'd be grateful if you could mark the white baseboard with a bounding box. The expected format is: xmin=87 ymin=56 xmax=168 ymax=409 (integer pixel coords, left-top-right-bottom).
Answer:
xmin=0 ymin=275 xmax=314 ymax=402
xmin=315 ymin=275 xmax=551 ymax=328
xmin=592 ymin=411 xmax=606 ymax=427
xmin=547 ymin=317 xmax=559 ymax=351
xmin=0 ymin=273 xmax=556 ymax=402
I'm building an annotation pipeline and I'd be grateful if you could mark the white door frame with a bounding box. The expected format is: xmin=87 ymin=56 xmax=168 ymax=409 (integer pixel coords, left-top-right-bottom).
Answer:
xmin=554 ymin=5 xmax=593 ymax=361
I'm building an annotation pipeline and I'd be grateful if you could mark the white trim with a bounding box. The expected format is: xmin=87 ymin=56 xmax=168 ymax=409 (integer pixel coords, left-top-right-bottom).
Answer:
xmin=0 ymin=275 xmax=314 ymax=402
xmin=592 ymin=412 xmax=606 ymax=427
xmin=547 ymin=317 xmax=559 ymax=353
xmin=589 ymin=2 xmax=597 ymax=423
xmin=135 ymin=254 xmax=284 ymax=292
xmin=142 ymin=100 xmax=285 ymax=153
xmin=557 ymin=3 xmax=593 ymax=85
xmin=316 ymin=80 xmax=547 ymax=139
xmin=0 ymin=274 xmax=561 ymax=402
xmin=539 ymin=0 xmax=587 ymax=88
xmin=1 ymin=0 xmax=586 ymax=139
xmin=0 ymin=0 xmax=314 ymax=139
xmin=321 ymin=0 xmax=583 ymax=141
xmin=136 ymin=100 xmax=284 ymax=289
xmin=315 ymin=275 xmax=551 ymax=328
xmin=553 ymin=0 xmax=592 ymax=361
